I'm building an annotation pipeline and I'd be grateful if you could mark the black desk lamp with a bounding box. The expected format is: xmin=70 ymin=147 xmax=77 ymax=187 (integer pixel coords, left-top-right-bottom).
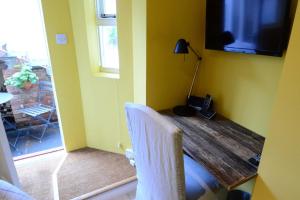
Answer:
xmin=173 ymin=39 xmax=202 ymax=116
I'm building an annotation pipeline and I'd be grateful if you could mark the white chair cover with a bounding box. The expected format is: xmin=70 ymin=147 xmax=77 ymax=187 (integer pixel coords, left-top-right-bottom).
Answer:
xmin=125 ymin=103 xmax=185 ymax=200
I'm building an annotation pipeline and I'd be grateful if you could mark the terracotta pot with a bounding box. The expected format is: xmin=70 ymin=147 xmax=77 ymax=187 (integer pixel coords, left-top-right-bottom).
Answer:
xmin=22 ymin=82 xmax=33 ymax=90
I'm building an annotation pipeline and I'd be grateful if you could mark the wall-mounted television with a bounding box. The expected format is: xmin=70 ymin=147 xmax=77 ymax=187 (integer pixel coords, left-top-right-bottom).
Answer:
xmin=205 ymin=0 xmax=291 ymax=57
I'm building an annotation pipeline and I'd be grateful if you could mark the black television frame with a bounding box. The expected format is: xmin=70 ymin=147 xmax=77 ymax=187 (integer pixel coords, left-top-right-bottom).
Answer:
xmin=205 ymin=0 xmax=292 ymax=57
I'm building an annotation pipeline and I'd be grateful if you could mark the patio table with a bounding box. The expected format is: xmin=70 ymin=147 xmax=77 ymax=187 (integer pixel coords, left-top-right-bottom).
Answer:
xmin=0 ymin=93 xmax=13 ymax=104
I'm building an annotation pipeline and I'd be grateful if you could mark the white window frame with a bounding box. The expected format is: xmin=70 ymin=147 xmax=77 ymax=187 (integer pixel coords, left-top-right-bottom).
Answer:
xmin=96 ymin=0 xmax=119 ymax=74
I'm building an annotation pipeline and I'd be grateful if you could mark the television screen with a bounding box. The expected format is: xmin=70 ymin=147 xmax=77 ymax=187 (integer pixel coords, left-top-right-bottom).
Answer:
xmin=205 ymin=0 xmax=291 ymax=57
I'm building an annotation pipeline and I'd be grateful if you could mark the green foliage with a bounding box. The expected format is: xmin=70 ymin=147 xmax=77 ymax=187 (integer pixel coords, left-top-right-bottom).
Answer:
xmin=109 ymin=27 xmax=118 ymax=45
xmin=5 ymin=65 xmax=39 ymax=89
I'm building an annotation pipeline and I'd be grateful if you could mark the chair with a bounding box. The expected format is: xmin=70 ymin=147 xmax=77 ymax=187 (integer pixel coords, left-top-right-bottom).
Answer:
xmin=0 ymin=103 xmax=18 ymax=149
xmin=18 ymin=81 xmax=56 ymax=142
xmin=0 ymin=92 xmax=19 ymax=149
xmin=0 ymin=180 xmax=33 ymax=200
xmin=125 ymin=103 xmax=225 ymax=200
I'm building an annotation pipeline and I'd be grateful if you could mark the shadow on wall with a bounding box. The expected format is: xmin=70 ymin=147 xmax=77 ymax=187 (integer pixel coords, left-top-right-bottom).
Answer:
xmin=252 ymin=176 xmax=277 ymax=200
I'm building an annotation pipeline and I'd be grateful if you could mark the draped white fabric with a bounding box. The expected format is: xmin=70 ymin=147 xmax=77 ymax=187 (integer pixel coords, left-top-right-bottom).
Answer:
xmin=0 ymin=180 xmax=32 ymax=200
xmin=125 ymin=104 xmax=185 ymax=200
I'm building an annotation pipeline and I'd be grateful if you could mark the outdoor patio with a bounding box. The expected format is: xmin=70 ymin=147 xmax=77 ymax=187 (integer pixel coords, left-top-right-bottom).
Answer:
xmin=0 ymin=58 xmax=63 ymax=158
xmin=7 ymin=122 xmax=63 ymax=157
xmin=0 ymin=2 xmax=63 ymax=158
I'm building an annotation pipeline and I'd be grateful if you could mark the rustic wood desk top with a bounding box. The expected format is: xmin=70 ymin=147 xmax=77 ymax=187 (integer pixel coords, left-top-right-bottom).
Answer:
xmin=160 ymin=110 xmax=265 ymax=190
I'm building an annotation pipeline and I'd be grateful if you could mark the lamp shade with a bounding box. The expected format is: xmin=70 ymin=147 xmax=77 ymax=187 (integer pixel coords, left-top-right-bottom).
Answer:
xmin=174 ymin=39 xmax=189 ymax=54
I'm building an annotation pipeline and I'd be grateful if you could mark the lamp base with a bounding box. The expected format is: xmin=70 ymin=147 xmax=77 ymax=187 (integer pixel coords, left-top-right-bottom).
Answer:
xmin=173 ymin=105 xmax=196 ymax=117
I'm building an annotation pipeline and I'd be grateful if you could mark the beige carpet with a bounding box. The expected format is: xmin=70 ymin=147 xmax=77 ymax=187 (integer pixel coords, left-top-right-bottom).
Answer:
xmin=56 ymin=148 xmax=136 ymax=200
xmin=15 ymin=150 xmax=65 ymax=200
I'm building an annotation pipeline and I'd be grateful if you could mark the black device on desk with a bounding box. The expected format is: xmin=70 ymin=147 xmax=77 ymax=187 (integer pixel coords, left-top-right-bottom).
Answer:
xmin=188 ymin=94 xmax=216 ymax=119
xmin=248 ymin=153 xmax=261 ymax=167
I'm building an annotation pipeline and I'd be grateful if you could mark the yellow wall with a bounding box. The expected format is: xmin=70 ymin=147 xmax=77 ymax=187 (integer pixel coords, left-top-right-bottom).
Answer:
xmin=146 ymin=0 xmax=205 ymax=110
xmin=252 ymin=4 xmax=300 ymax=200
xmin=194 ymin=0 xmax=298 ymax=137
xmin=132 ymin=0 xmax=147 ymax=104
xmin=145 ymin=0 xmax=297 ymax=194
xmin=41 ymin=1 xmax=300 ymax=198
xmin=196 ymin=51 xmax=284 ymax=136
xmin=146 ymin=0 xmax=283 ymax=137
xmin=68 ymin=0 xmax=133 ymax=153
xmin=41 ymin=0 xmax=86 ymax=151
xmin=193 ymin=0 xmax=287 ymax=137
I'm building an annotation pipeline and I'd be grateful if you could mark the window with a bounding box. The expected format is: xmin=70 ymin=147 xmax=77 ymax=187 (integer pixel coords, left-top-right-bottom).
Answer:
xmin=96 ymin=0 xmax=119 ymax=73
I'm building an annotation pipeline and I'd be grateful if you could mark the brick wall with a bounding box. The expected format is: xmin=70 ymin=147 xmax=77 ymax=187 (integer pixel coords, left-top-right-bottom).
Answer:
xmin=2 ymin=66 xmax=58 ymax=127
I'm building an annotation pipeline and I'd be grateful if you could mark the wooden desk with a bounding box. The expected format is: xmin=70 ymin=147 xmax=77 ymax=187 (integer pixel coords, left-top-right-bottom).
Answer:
xmin=160 ymin=110 xmax=265 ymax=190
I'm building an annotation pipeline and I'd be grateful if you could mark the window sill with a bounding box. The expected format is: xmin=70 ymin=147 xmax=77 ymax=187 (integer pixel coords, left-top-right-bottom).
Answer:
xmin=93 ymin=72 xmax=120 ymax=79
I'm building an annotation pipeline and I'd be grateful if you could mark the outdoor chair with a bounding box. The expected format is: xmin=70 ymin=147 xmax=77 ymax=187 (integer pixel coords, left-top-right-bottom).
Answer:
xmin=0 ymin=102 xmax=19 ymax=149
xmin=18 ymin=81 xmax=56 ymax=143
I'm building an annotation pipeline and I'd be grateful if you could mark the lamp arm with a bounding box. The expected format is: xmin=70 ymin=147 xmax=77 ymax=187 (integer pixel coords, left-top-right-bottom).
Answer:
xmin=188 ymin=45 xmax=202 ymax=60
xmin=187 ymin=59 xmax=201 ymax=99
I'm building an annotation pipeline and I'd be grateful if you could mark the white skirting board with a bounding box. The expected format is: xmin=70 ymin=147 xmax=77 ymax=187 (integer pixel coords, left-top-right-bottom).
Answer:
xmin=70 ymin=176 xmax=137 ymax=200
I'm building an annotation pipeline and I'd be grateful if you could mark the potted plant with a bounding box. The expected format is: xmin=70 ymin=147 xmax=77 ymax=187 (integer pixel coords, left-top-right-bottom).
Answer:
xmin=5 ymin=65 xmax=39 ymax=90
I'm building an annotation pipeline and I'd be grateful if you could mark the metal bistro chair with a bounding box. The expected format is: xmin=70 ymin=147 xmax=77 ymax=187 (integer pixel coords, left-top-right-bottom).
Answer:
xmin=0 ymin=102 xmax=18 ymax=149
xmin=18 ymin=81 xmax=56 ymax=143
xmin=0 ymin=93 xmax=19 ymax=149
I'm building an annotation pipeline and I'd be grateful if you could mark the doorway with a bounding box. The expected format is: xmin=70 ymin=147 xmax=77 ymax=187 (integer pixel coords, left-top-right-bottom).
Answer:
xmin=0 ymin=0 xmax=64 ymax=159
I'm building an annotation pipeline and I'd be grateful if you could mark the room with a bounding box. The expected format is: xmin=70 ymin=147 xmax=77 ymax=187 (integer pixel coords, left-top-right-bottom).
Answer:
xmin=0 ymin=0 xmax=299 ymax=199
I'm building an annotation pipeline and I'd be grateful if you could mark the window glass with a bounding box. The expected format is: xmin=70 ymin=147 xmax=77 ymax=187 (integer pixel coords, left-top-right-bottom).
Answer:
xmin=0 ymin=0 xmax=49 ymax=67
xmin=98 ymin=26 xmax=119 ymax=70
xmin=103 ymin=0 xmax=116 ymax=15
xmin=96 ymin=0 xmax=119 ymax=72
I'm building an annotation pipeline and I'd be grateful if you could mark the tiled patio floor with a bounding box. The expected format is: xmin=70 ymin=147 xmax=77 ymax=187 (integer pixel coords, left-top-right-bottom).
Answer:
xmin=7 ymin=123 xmax=63 ymax=157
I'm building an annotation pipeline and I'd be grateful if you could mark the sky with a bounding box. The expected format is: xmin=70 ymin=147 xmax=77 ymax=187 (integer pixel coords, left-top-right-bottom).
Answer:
xmin=0 ymin=0 xmax=49 ymax=66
